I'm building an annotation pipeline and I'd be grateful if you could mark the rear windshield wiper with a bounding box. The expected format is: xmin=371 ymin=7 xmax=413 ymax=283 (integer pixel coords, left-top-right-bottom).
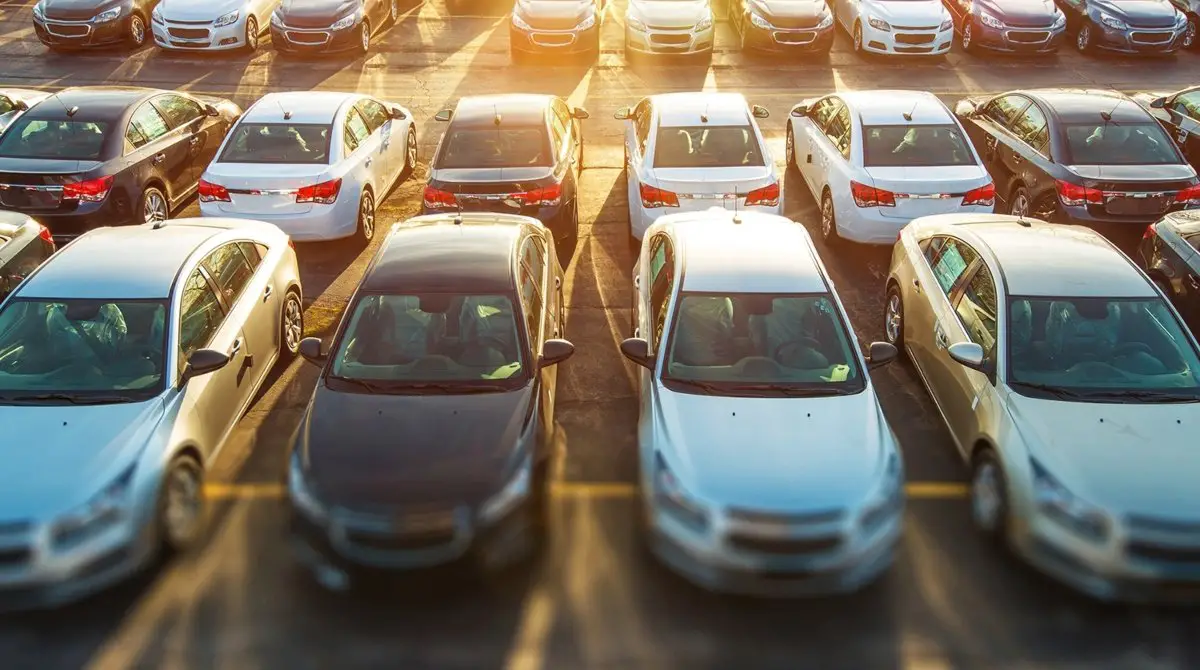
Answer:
xmin=394 ymin=382 xmax=514 ymax=394
xmin=0 ymin=392 xmax=139 ymax=404
xmin=1074 ymin=389 xmax=1200 ymax=403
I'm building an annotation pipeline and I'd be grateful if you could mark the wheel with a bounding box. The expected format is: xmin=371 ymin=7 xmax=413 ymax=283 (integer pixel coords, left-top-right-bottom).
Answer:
xmin=402 ymin=126 xmax=418 ymax=179
xmin=560 ymin=196 xmax=580 ymax=248
xmin=157 ymin=454 xmax=205 ymax=555
xmin=853 ymin=21 xmax=864 ymax=53
xmin=279 ymin=289 xmax=304 ymax=361
xmin=1075 ymin=22 xmax=1093 ymax=53
xmin=356 ymin=20 xmax=371 ymax=55
xmin=388 ymin=0 xmax=399 ymax=25
xmin=786 ymin=125 xmax=796 ymax=172
xmin=354 ymin=191 xmax=375 ymax=246
xmin=1007 ymin=185 xmax=1031 ymax=217
xmin=1185 ymin=17 xmax=1197 ymax=50
xmin=529 ymin=458 xmax=550 ymax=531
xmin=884 ymin=285 xmax=905 ymax=350
xmin=820 ymin=189 xmax=842 ymax=246
xmin=128 ymin=13 xmax=147 ymax=47
xmin=242 ymin=16 xmax=259 ymax=53
xmin=970 ymin=449 xmax=1010 ymax=546
xmin=140 ymin=186 xmax=168 ymax=224
xmin=960 ymin=19 xmax=976 ymax=53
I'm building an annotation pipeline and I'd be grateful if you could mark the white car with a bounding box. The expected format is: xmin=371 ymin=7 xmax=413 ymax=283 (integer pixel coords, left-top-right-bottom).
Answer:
xmin=616 ymin=92 xmax=780 ymax=243
xmin=832 ymin=0 xmax=954 ymax=55
xmin=786 ymin=90 xmax=994 ymax=246
xmin=0 ymin=89 xmax=48 ymax=136
xmin=619 ymin=209 xmax=904 ymax=596
xmin=198 ymin=91 xmax=417 ymax=245
xmin=625 ymin=0 xmax=714 ymax=56
xmin=152 ymin=0 xmax=278 ymax=52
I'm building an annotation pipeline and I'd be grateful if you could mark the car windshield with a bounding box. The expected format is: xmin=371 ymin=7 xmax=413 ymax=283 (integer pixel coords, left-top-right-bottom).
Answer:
xmin=1064 ymin=122 xmax=1181 ymax=165
xmin=437 ymin=127 xmax=551 ymax=168
xmin=662 ymin=292 xmax=865 ymax=397
xmin=0 ymin=299 xmax=167 ymax=403
xmin=652 ymin=125 xmax=765 ymax=168
xmin=328 ymin=293 xmax=528 ymax=391
xmin=218 ymin=123 xmax=331 ymax=164
xmin=0 ymin=119 xmax=109 ymax=160
xmin=862 ymin=124 xmax=974 ymax=167
xmin=1008 ymin=296 xmax=1200 ymax=402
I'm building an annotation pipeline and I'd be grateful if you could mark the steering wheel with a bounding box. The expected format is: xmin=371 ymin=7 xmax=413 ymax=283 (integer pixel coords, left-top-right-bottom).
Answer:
xmin=1113 ymin=341 xmax=1152 ymax=358
xmin=1066 ymin=360 xmax=1134 ymax=381
xmin=774 ymin=337 xmax=823 ymax=362
xmin=734 ymin=356 xmax=784 ymax=377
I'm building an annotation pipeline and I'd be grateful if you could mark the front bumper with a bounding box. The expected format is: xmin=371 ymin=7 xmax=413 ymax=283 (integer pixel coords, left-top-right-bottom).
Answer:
xmin=743 ymin=22 xmax=835 ymax=52
xmin=152 ymin=16 xmax=251 ymax=51
xmin=510 ymin=23 xmax=600 ymax=54
xmin=969 ymin=21 xmax=1065 ymax=53
xmin=199 ymin=192 xmax=361 ymax=241
xmin=1092 ymin=24 xmax=1187 ymax=53
xmin=34 ymin=15 xmax=130 ymax=48
xmin=270 ymin=21 xmax=362 ymax=53
xmin=625 ymin=25 xmax=714 ymax=55
xmin=862 ymin=23 xmax=953 ymax=55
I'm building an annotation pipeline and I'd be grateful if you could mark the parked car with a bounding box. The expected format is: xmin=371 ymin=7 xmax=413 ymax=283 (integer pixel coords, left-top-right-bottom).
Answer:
xmin=287 ymin=213 xmax=574 ymax=589
xmin=269 ymin=0 xmax=399 ymax=55
xmin=1059 ymin=0 xmax=1188 ymax=54
xmin=0 ymin=90 xmax=51 ymax=137
xmin=0 ymin=213 xmax=55 ymax=302
xmin=618 ymin=209 xmax=902 ymax=596
xmin=832 ymin=0 xmax=954 ymax=55
xmin=199 ymin=91 xmax=416 ymax=246
xmin=0 ymin=218 xmax=302 ymax=610
xmin=954 ymin=88 xmax=1200 ymax=224
xmin=422 ymin=94 xmax=588 ymax=246
xmin=32 ymin=0 xmax=159 ymax=50
xmin=727 ymin=0 xmax=835 ymax=53
xmin=1167 ymin=0 xmax=1199 ymax=47
xmin=151 ymin=0 xmax=279 ymax=52
xmin=1132 ymin=85 xmax=1200 ymax=168
xmin=943 ymin=0 xmax=1067 ymax=53
xmin=510 ymin=0 xmax=606 ymax=62
xmin=886 ymin=212 xmax=1200 ymax=603
xmin=0 ymin=86 xmax=242 ymax=243
xmin=1140 ymin=210 xmax=1200 ymax=329
xmin=787 ymin=90 xmax=994 ymax=246
xmin=615 ymin=92 xmax=779 ymax=244
xmin=624 ymin=0 xmax=714 ymax=57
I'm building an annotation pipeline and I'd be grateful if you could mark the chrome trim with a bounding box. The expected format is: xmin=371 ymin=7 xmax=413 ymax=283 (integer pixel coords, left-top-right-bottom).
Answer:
xmin=530 ymin=32 xmax=577 ymax=47
xmin=285 ymin=29 xmax=331 ymax=44
xmin=1004 ymin=29 xmax=1051 ymax=43
xmin=0 ymin=184 xmax=64 ymax=192
xmin=772 ymin=30 xmax=815 ymax=44
xmin=1130 ymin=30 xmax=1174 ymax=45
xmin=227 ymin=188 xmax=299 ymax=196
xmin=42 ymin=19 xmax=94 ymax=38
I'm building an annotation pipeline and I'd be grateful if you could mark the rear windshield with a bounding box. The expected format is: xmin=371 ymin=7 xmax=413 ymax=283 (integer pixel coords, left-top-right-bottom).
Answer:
xmin=218 ymin=123 xmax=331 ymax=164
xmin=436 ymin=127 xmax=551 ymax=169
xmin=0 ymin=119 xmax=109 ymax=160
xmin=1064 ymin=122 xmax=1181 ymax=165
xmin=863 ymin=124 xmax=974 ymax=167
xmin=653 ymin=125 xmax=765 ymax=168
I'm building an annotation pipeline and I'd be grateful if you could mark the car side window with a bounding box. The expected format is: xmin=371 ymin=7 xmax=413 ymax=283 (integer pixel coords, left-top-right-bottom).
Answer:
xmin=178 ymin=269 xmax=226 ymax=366
xmin=634 ymin=99 xmax=652 ymax=155
xmin=954 ymin=266 xmax=999 ymax=355
xmin=238 ymin=241 xmax=263 ymax=269
xmin=926 ymin=238 xmax=980 ymax=296
xmin=1186 ymin=233 xmax=1200 ymax=253
xmin=649 ymin=235 xmax=674 ymax=352
xmin=201 ymin=243 xmax=255 ymax=307
xmin=823 ymin=105 xmax=852 ymax=159
xmin=519 ymin=241 xmax=545 ymax=345
xmin=1011 ymin=103 xmax=1050 ymax=156
xmin=549 ymin=111 xmax=568 ymax=157
xmin=343 ymin=108 xmax=370 ymax=156
xmin=152 ymin=94 xmax=204 ymax=129
xmin=808 ymin=97 xmax=837 ymax=130
xmin=356 ymin=99 xmax=389 ymax=134
xmin=1171 ymin=92 xmax=1200 ymax=121
xmin=552 ymin=99 xmax=572 ymax=134
xmin=127 ymin=103 xmax=171 ymax=150
xmin=983 ymin=95 xmax=1030 ymax=129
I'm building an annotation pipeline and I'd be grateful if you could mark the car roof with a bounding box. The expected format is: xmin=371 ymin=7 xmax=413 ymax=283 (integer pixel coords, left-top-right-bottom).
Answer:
xmin=840 ymin=90 xmax=952 ymax=126
xmin=660 ymin=211 xmax=829 ymax=294
xmin=652 ymin=92 xmax=751 ymax=128
xmin=361 ymin=214 xmax=533 ymax=293
xmin=24 ymin=86 xmax=159 ymax=122
xmin=452 ymin=95 xmax=551 ymax=129
xmin=243 ymin=91 xmax=356 ymax=125
xmin=1161 ymin=209 xmax=1200 ymax=236
xmin=1021 ymin=88 xmax=1149 ymax=124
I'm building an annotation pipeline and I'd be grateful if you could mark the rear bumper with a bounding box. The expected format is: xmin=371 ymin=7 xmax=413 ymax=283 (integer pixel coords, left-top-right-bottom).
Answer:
xmin=630 ymin=198 xmax=783 ymax=240
xmin=199 ymin=194 xmax=361 ymax=241
xmin=1057 ymin=203 xmax=1200 ymax=226
xmin=861 ymin=24 xmax=953 ymax=55
xmin=837 ymin=203 xmax=994 ymax=245
xmin=0 ymin=199 xmax=135 ymax=244
xmin=422 ymin=200 xmax=574 ymax=237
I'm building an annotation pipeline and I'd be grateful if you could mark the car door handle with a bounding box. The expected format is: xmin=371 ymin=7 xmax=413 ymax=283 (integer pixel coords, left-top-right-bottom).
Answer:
xmin=263 ymin=285 xmax=273 ymax=302
xmin=189 ymin=136 xmax=201 ymax=147
xmin=934 ymin=325 xmax=948 ymax=349
xmin=912 ymin=278 xmax=922 ymax=293
xmin=230 ymin=338 xmax=243 ymax=356
xmin=152 ymin=153 xmax=166 ymax=164
xmin=365 ymin=157 xmax=372 ymax=168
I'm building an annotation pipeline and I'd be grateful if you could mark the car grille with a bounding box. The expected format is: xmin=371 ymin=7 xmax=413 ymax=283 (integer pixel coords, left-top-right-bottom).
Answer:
xmin=649 ymin=33 xmax=691 ymax=45
xmin=765 ymin=15 xmax=819 ymax=30
xmin=1131 ymin=31 xmax=1173 ymax=44
xmin=168 ymin=27 xmax=209 ymax=39
xmin=892 ymin=23 xmax=938 ymax=30
xmin=1127 ymin=514 xmax=1200 ymax=534
xmin=286 ymin=31 xmax=329 ymax=44
xmin=531 ymin=33 xmax=575 ymax=46
xmin=343 ymin=528 xmax=457 ymax=551
xmin=726 ymin=508 xmax=845 ymax=525
xmin=45 ymin=22 xmax=91 ymax=37
xmin=773 ymin=31 xmax=816 ymax=44
xmin=895 ymin=33 xmax=935 ymax=45
xmin=525 ymin=16 xmax=578 ymax=30
xmin=1007 ymin=30 xmax=1050 ymax=43
xmin=726 ymin=534 xmax=843 ymax=555
xmin=1104 ymin=194 xmax=1173 ymax=217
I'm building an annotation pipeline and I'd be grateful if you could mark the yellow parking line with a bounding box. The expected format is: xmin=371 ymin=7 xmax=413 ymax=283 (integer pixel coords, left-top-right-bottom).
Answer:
xmin=906 ymin=482 xmax=970 ymax=499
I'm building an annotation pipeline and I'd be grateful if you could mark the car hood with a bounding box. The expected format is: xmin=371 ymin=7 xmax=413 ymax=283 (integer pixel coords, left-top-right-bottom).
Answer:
xmin=278 ymin=0 xmax=358 ymax=21
xmin=298 ymin=385 xmax=534 ymax=508
xmin=629 ymin=0 xmax=710 ymax=28
xmin=976 ymin=0 xmax=1059 ymax=24
xmin=158 ymin=0 xmax=249 ymax=22
xmin=1006 ymin=392 xmax=1200 ymax=516
xmin=750 ymin=0 xmax=826 ymax=19
xmin=0 ymin=400 xmax=165 ymax=520
xmin=39 ymin=0 xmax=120 ymax=21
xmin=867 ymin=0 xmax=947 ymax=26
xmin=652 ymin=387 xmax=891 ymax=510
xmin=1091 ymin=0 xmax=1180 ymax=27
xmin=516 ymin=0 xmax=593 ymax=20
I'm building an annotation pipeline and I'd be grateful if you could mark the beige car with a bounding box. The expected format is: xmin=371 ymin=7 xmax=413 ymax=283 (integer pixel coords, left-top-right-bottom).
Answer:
xmin=885 ymin=213 xmax=1200 ymax=603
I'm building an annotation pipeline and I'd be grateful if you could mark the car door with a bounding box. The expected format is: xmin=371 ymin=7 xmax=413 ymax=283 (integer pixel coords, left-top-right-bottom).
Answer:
xmin=1163 ymin=90 xmax=1200 ymax=166
xmin=126 ymin=101 xmax=191 ymax=206
xmin=906 ymin=236 xmax=978 ymax=391
xmin=996 ymin=99 xmax=1056 ymax=210
xmin=199 ymin=241 xmax=271 ymax=410
xmin=152 ymin=94 xmax=214 ymax=190
xmin=356 ymin=97 xmax=400 ymax=188
xmin=518 ymin=235 xmax=555 ymax=449
xmin=966 ymin=95 xmax=1034 ymax=207
xmin=625 ymin=98 xmax=653 ymax=218
xmin=793 ymin=97 xmax=831 ymax=194
xmin=816 ymin=102 xmax=854 ymax=210
xmin=340 ymin=107 xmax=373 ymax=200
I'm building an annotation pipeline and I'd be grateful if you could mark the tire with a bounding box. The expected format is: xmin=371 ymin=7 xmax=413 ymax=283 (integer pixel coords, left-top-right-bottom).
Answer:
xmin=140 ymin=186 xmax=168 ymax=224
xmin=820 ymin=189 xmax=842 ymax=246
xmin=884 ymin=285 xmax=905 ymax=351
xmin=242 ymin=16 xmax=259 ymax=53
xmin=1007 ymin=184 xmax=1031 ymax=217
xmin=960 ymin=19 xmax=976 ymax=53
xmin=279 ymin=289 xmax=304 ymax=361
xmin=1075 ymin=22 xmax=1093 ymax=53
xmin=157 ymin=454 xmax=206 ymax=555
xmin=356 ymin=20 xmax=371 ymax=55
xmin=1185 ymin=16 xmax=1198 ymax=50
xmin=786 ymin=125 xmax=796 ymax=172
xmin=970 ymin=448 xmax=1011 ymax=547
xmin=853 ymin=21 xmax=864 ymax=53
xmin=354 ymin=191 xmax=375 ymax=246
xmin=402 ymin=126 xmax=417 ymax=180
xmin=560 ymin=196 xmax=580 ymax=248
xmin=128 ymin=13 xmax=148 ymax=48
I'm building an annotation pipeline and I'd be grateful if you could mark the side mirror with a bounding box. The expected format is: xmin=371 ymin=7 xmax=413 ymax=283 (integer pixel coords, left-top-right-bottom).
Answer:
xmin=789 ymin=105 xmax=808 ymax=118
xmin=1150 ymin=97 xmax=1166 ymax=109
xmin=181 ymin=348 xmax=230 ymax=385
xmin=539 ymin=338 xmax=575 ymax=368
xmin=947 ymin=341 xmax=986 ymax=371
xmin=205 ymin=103 xmax=219 ymax=117
xmin=614 ymin=107 xmax=631 ymax=121
xmin=865 ymin=341 xmax=898 ymax=369
xmin=572 ymin=106 xmax=590 ymax=120
xmin=298 ymin=337 xmax=327 ymax=365
xmin=619 ymin=337 xmax=654 ymax=370
xmin=954 ymin=99 xmax=979 ymax=118
xmin=433 ymin=109 xmax=452 ymax=122
xmin=751 ymin=105 xmax=770 ymax=119
xmin=390 ymin=105 xmax=407 ymax=120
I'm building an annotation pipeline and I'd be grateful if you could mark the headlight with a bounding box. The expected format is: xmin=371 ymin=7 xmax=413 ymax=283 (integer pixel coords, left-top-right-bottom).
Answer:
xmin=626 ymin=15 xmax=646 ymax=32
xmin=512 ymin=11 xmax=533 ymax=30
xmin=867 ymin=16 xmax=891 ymax=32
xmin=1051 ymin=11 xmax=1066 ymax=28
xmin=653 ymin=454 xmax=708 ymax=531
xmin=51 ymin=466 xmax=134 ymax=550
xmin=330 ymin=13 xmax=356 ymax=30
xmin=289 ymin=451 xmax=328 ymax=523
xmin=749 ymin=12 xmax=772 ymax=29
xmin=271 ymin=10 xmax=284 ymax=28
xmin=694 ymin=15 xmax=713 ymax=32
xmin=816 ymin=12 xmax=833 ymax=29
xmin=1177 ymin=11 xmax=1188 ymax=27
xmin=940 ymin=18 xmax=953 ymax=31
xmin=479 ymin=452 xmax=532 ymax=524
xmin=33 ymin=2 xmax=44 ymax=19
xmin=1031 ymin=459 xmax=1110 ymax=543
xmin=151 ymin=6 xmax=163 ymax=23
xmin=577 ymin=12 xmax=596 ymax=30
xmin=860 ymin=452 xmax=904 ymax=532
xmin=214 ymin=10 xmax=239 ymax=27
xmin=1099 ymin=13 xmax=1127 ymax=30
xmin=93 ymin=7 xmax=122 ymax=23
xmin=977 ymin=11 xmax=1004 ymax=29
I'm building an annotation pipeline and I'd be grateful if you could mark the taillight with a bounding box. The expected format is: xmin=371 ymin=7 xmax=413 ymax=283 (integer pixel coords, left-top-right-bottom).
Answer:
xmin=423 ymin=185 xmax=456 ymax=209
xmin=850 ymin=180 xmax=895 ymax=208
xmin=1143 ymin=223 xmax=1156 ymax=240
xmin=296 ymin=178 xmax=341 ymax=204
xmin=745 ymin=182 xmax=780 ymax=207
xmin=36 ymin=223 xmax=52 ymax=243
xmin=962 ymin=182 xmax=996 ymax=207
xmin=513 ymin=182 xmax=562 ymax=207
xmin=1055 ymin=180 xmax=1103 ymax=207
xmin=197 ymin=179 xmax=230 ymax=203
xmin=61 ymin=175 xmax=113 ymax=203
xmin=1174 ymin=184 xmax=1200 ymax=206
xmin=640 ymin=183 xmax=679 ymax=208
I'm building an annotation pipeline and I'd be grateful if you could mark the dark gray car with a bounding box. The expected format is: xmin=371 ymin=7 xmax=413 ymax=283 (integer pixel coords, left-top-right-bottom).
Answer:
xmin=944 ymin=0 xmax=1067 ymax=53
xmin=1140 ymin=210 xmax=1200 ymax=331
xmin=32 ymin=0 xmax=159 ymax=50
xmin=1057 ymin=0 xmax=1188 ymax=54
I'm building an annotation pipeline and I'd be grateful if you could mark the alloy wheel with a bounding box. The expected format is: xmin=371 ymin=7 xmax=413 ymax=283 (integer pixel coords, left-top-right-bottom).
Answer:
xmin=406 ymin=128 xmax=418 ymax=172
xmin=786 ymin=127 xmax=794 ymax=167
xmin=885 ymin=294 xmax=902 ymax=344
xmin=163 ymin=466 xmax=202 ymax=546
xmin=821 ymin=194 xmax=835 ymax=238
xmin=283 ymin=293 xmax=303 ymax=354
xmin=854 ymin=24 xmax=863 ymax=51
xmin=361 ymin=23 xmax=370 ymax=52
xmin=360 ymin=195 xmax=375 ymax=240
xmin=1077 ymin=24 xmax=1090 ymax=51
xmin=390 ymin=0 xmax=399 ymax=23
xmin=1185 ymin=19 xmax=1196 ymax=49
xmin=1010 ymin=191 xmax=1029 ymax=217
xmin=246 ymin=17 xmax=259 ymax=50
xmin=961 ymin=23 xmax=972 ymax=51
xmin=130 ymin=15 xmax=146 ymax=46
xmin=971 ymin=461 xmax=1003 ymax=532
xmin=143 ymin=189 xmax=167 ymax=223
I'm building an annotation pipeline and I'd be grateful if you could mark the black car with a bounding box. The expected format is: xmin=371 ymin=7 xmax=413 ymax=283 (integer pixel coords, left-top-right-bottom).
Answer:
xmin=955 ymin=89 xmax=1200 ymax=226
xmin=270 ymin=0 xmax=399 ymax=55
xmin=509 ymin=0 xmax=605 ymax=63
xmin=287 ymin=212 xmax=575 ymax=587
xmin=1141 ymin=210 xmax=1200 ymax=329
xmin=423 ymin=94 xmax=589 ymax=245
xmin=727 ymin=0 xmax=835 ymax=53
xmin=945 ymin=0 xmax=1067 ymax=53
xmin=0 ymin=213 xmax=55 ymax=302
xmin=1057 ymin=0 xmax=1188 ymax=54
xmin=1134 ymin=85 xmax=1200 ymax=167
xmin=0 ymin=86 xmax=241 ymax=243
xmin=32 ymin=0 xmax=158 ymax=50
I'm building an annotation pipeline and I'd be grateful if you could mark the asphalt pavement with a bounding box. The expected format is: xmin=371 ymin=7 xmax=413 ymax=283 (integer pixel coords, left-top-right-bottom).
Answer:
xmin=2 ymin=0 xmax=1200 ymax=667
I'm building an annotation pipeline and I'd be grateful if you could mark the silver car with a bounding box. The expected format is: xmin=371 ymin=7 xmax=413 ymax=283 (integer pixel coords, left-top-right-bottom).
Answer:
xmin=0 ymin=218 xmax=302 ymax=610
xmin=0 ymin=88 xmax=49 ymax=136
xmin=886 ymin=213 xmax=1200 ymax=602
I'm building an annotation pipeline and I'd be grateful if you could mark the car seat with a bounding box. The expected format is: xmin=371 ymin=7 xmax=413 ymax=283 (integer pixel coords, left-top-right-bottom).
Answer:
xmin=1045 ymin=300 xmax=1119 ymax=364
xmin=749 ymin=299 xmax=830 ymax=369
xmin=656 ymin=129 xmax=694 ymax=165
xmin=673 ymin=297 xmax=734 ymax=366
xmin=459 ymin=296 xmax=516 ymax=364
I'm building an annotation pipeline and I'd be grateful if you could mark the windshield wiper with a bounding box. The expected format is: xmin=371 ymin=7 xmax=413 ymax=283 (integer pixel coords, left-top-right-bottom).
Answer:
xmin=724 ymin=383 xmax=860 ymax=397
xmin=1008 ymin=381 xmax=1086 ymax=400
xmin=664 ymin=378 xmax=725 ymax=395
xmin=0 ymin=392 xmax=139 ymax=404
xmin=1073 ymin=389 xmax=1200 ymax=403
xmin=394 ymin=382 xmax=513 ymax=394
xmin=328 ymin=377 xmax=387 ymax=394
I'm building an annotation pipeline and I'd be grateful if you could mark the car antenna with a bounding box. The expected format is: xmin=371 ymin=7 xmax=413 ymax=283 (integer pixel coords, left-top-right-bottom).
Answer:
xmin=1101 ymin=99 xmax=1121 ymax=125
xmin=902 ymin=100 xmax=917 ymax=123
xmin=276 ymin=98 xmax=291 ymax=121
xmin=701 ymin=104 xmax=708 ymax=124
